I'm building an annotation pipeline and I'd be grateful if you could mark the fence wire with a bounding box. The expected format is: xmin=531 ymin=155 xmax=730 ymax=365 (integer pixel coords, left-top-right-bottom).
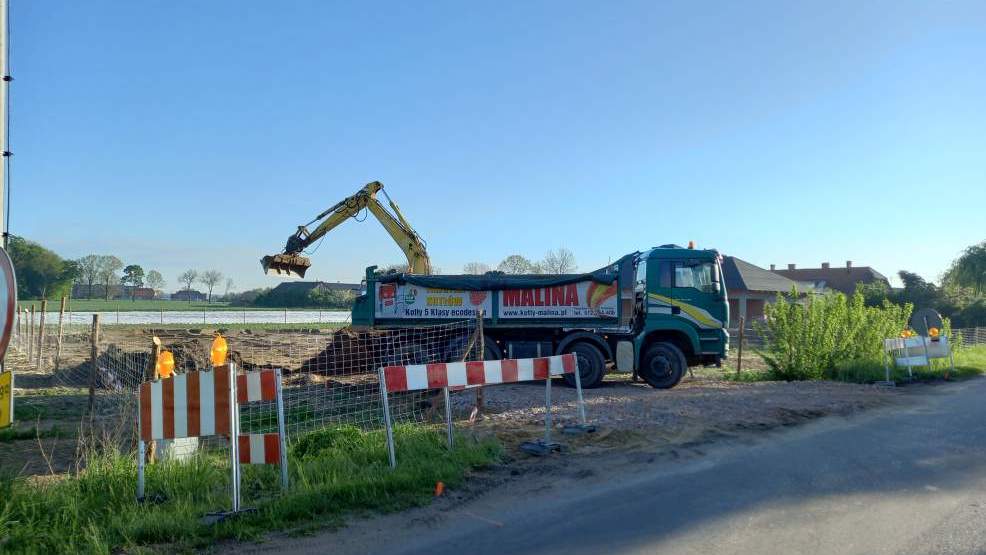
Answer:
xmin=7 ymin=314 xmax=483 ymax=447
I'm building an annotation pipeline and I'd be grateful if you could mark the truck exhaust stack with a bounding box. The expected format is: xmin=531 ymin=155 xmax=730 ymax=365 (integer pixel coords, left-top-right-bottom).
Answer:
xmin=261 ymin=253 xmax=312 ymax=278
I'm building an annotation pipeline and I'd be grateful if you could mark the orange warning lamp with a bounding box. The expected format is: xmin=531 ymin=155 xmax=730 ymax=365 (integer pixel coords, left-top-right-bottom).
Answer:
xmin=929 ymin=327 xmax=941 ymax=341
xmin=211 ymin=334 xmax=228 ymax=366
xmin=157 ymin=350 xmax=175 ymax=379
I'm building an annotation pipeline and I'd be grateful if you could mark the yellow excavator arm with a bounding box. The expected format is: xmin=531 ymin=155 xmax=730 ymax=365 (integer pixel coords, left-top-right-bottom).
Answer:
xmin=261 ymin=181 xmax=432 ymax=278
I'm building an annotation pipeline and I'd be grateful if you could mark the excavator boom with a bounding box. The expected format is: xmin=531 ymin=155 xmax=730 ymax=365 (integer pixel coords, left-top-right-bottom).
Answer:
xmin=261 ymin=181 xmax=431 ymax=278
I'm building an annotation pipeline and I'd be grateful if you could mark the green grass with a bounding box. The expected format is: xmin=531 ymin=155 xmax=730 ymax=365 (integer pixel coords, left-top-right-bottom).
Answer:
xmin=0 ymin=425 xmax=64 ymax=442
xmin=727 ymin=344 xmax=986 ymax=384
xmin=0 ymin=424 xmax=500 ymax=553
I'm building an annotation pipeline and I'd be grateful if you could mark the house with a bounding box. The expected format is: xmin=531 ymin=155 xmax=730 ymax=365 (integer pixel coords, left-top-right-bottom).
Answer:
xmin=772 ymin=261 xmax=889 ymax=296
xmin=721 ymin=256 xmax=811 ymax=328
xmin=117 ymin=287 xmax=156 ymax=300
xmin=72 ymin=284 xmax=124 ymax=299
xmin=172 ymin=289 xmax=207 ymax=302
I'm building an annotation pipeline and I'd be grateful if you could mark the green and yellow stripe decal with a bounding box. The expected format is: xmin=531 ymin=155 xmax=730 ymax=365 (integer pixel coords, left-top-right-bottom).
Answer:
xmin=647 ymin=293 xmax=723 ymax=329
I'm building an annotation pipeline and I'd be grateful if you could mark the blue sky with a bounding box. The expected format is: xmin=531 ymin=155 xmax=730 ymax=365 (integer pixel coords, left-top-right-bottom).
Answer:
xmin=10 ymin=1 xmax=986 ymax=291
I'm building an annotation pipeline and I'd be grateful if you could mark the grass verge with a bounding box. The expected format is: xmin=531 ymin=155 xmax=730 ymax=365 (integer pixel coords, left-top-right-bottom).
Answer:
xmin=725 ymin=345 xmax=986 ymax=384
xmin=0 ymin=424 xmax=500 ymax=553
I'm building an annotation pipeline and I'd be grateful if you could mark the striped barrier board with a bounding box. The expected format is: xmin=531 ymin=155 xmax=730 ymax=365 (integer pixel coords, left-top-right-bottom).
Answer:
xmin=238 ymin=433 xmax=282 ymax=465
xmin=139 ymin=366 xmax=233 ymax=441
xmin=382 ymin=353 xmax=577 ymax=393
xmin=137 ymin=365 xmax=289 ymax=508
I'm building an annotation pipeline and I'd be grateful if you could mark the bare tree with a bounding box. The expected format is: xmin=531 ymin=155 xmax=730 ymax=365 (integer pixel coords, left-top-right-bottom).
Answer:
xmin=462 ymin=262 xmax=491 ymax=275
xmin=98 ymin=256 xmax=123 ymax=300
xmin=541 ymin=248 xmax=577 ymax=274
xmin=200 ymin=270 xmax=223 ymax=303
xmin=497 ymin=255 xmax=540 ymax=274
xmin=224 ymin=277 xmax=235 ymax=299
xmin=77 ymin=254 xmax=101 ymax=298
xmin=178 ymin=269 xmax=198 ymax=303
xmin=146 ymin=270 xmax=165 ymax=294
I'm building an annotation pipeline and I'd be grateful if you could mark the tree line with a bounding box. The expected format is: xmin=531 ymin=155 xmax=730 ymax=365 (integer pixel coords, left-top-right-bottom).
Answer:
xmin=176 ymin=269 xmax=233 ymax=303
xmin=463 ymin=248 xmax=578 ymax=275
xmin=856 ymin=241 xmax=986 ymax=327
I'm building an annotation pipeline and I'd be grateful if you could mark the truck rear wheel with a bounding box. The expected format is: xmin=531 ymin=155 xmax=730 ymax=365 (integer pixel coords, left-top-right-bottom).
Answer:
xmin=640 ymin=342 xmax=687 ymax=389
xmin=563 ymin=342 xmax=606 ymax=389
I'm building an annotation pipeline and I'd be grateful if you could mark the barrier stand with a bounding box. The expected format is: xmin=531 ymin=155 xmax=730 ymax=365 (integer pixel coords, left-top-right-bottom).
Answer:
xmin=562 ymin=354 xmax=595 ymax=435
xmin=136 ymin=362 xmax=288 ymax=524
xmin=378 ymin=353 xmax=583 ymax=466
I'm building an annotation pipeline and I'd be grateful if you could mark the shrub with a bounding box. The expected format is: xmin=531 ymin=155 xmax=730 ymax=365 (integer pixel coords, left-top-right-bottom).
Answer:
xmin=757 ymin=288 xmax=912 ymax=381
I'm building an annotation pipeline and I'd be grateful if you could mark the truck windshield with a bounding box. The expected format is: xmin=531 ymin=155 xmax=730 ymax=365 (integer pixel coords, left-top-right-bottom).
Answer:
xmin=674 ymin=261 xmax=716 ymax=294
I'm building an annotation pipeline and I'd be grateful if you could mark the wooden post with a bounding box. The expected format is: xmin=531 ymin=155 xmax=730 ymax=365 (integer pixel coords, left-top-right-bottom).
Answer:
xmin=88 ymin=314 xmax=100 ymax=417
xmin=36 ymin=299 xmax=47 ymax=369
xmin=28 ymin=304 xmax=34 ymax=362
xmin=147 ymin=336 xmax=161 ymax=381
xmin=736 ymin=316 xmax=745 ymax=377
xmin=54 ymin=296 xmax=67 ymax=371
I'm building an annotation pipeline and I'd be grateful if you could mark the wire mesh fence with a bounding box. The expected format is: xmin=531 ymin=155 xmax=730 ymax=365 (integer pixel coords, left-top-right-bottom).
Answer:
xmin=7 ymin=314 xmax=484 ymax=450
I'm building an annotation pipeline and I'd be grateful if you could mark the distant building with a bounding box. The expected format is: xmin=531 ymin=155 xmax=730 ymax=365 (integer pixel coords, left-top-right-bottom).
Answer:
xmin=120 ymin=287 xmax=156 ymax=300
xmin=772 ymin=261 xmax=890 ymax=296
xmin=72 ymin=284 xmax=123 ymax=299
xmin=172 ymin=289 xmax=207 ymax=302
xmin=721 ymin=256 xmax=812 ymax=327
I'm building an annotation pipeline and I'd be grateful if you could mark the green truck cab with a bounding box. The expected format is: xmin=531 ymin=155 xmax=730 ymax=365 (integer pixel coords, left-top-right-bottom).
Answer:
xmin=351 ymin=244 xmax=728 ymax=389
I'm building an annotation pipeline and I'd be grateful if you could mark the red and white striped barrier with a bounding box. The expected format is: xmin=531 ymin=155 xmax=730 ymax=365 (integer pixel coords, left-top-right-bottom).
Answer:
xmin=377 ymin=353 xmax=585 ymax=467
xmin=137 ymin=365 xmax=289 ymax=510
xmin=238 ymin=433 xmax=283 ymax=465
xmin=381 ymin=354 xmax=577 ymax=393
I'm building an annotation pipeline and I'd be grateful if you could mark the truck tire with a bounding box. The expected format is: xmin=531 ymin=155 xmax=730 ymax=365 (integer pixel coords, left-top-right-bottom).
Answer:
xmin=640 ymin=342 xmax=687 ymax=389
xmin=563 ymin=342 xmax=606 ymax=389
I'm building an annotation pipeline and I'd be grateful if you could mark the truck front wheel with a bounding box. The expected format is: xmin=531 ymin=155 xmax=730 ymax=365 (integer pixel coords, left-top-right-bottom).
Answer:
xmin=563 ymin=342 xmax=606 ymax=389
xmin=640 ymin=342 xmax=687 ymax=389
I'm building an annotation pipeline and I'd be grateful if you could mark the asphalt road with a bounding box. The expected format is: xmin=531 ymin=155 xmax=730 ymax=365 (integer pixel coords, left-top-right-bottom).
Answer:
xmin=269 ymin=378 xmax=986 ymax=555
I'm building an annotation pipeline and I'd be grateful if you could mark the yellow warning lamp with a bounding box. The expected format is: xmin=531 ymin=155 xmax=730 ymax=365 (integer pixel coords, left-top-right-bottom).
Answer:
xmin=211 ymin=334 xmax=229 ymax=367
xmin=157 ymin=350 xmax=175 ymax=379
xmin=929 ymin=327 xmax=941 ymax=341
xmin=688 ymin=241 xmax=695 ymax=249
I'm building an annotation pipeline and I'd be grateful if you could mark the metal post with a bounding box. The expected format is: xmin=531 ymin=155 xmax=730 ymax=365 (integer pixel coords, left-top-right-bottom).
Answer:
xmin=228 ymin=363 xmax=240 ymax=512
xmin=54 ymin=296 xmax=66 ymax=371
xmin=116 ymin=309 xmax=119 ymax=325
xmin=283 ymin=308 xmax=287 ymax=324
xmin=274 ymin=369 xmax=289 ymax=489
xmin=572 ymin=355 xmax=587 ymax=426
xmin=475 ymin=310 xmax=485 ymax=412
xmin=377 ymin=367 xmax=397 ymax=468
xmin=540 ymin=344 xmax=552 ymax=444
xmin=137 ymin=439 xmax=145 ymax=501
xmin=36 ymin=299 xmax=47 ymax=369
xmin=0 ymin=0 xmax=10 ymax=248
xmin=160 ymin=309 xmax=163 ymax=324
xmin=443 ymin=386 xmax=453 ymax=449
xmin=946 ymin=335 xmax=956 ymax=380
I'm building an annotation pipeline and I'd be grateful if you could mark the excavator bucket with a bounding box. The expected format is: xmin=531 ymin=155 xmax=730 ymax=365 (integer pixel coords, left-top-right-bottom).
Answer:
xmin=261 ymin=253 xmax=312 ymax=278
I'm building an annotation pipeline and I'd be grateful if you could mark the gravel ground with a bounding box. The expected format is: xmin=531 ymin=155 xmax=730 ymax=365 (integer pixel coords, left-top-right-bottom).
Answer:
xmin=452 ymin=372 xmax=901 ymax=442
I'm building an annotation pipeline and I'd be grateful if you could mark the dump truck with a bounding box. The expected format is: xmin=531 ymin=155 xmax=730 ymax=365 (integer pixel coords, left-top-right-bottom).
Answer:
xmin=350 ymin=245 xmax=729 ymax=389
xmin=262 ymin=181 xmax=728 ymax=389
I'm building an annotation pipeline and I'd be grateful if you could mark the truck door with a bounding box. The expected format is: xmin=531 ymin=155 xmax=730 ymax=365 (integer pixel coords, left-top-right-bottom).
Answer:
xmin=670 ymin=259 xmax=725 ymax=331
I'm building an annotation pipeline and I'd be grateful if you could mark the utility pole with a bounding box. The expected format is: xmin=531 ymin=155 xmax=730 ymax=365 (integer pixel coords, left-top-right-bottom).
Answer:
xmin=0 ymin=0 xmax=10 ymax=250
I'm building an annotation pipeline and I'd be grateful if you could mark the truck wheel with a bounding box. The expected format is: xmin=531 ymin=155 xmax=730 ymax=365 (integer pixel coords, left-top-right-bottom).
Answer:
xmin=563 ymin=342 xmax=606 ymax=389
xmin=640 ymin=342 xmax=686 ymax=389
xmin=482 ymin=336 xmax=502 ymax=360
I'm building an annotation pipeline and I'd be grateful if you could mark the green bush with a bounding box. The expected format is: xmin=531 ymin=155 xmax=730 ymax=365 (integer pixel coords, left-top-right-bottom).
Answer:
xmin=757 ymin=289 xmax=912 ymax=381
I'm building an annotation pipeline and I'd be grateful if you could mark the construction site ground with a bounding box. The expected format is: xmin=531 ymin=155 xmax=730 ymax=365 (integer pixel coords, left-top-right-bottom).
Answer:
xmin=4 ymin=328 xmax=903 ymax=485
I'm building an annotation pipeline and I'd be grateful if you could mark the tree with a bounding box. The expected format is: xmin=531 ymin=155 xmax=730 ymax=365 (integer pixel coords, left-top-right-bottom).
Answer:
xmin=541 ymin=248 xmax=577 ymax=274
xmin=199 ymin=270 xmax=223 ymax=303
xmin=224 ymin=277 xmax=235 ymax=299
xmin=8 ymin=235 xmax=76 ymax=299
xmin=462 ymin=262 xmax=491 ymax=275
xmin=77 ymin=254 xmax=101 ymax=298
xmin=497 ymin=254 xmax=540 ymax=274
xmin=146 ymin=270 xmax=165 ymax=294
xmin=97 ymin=255 xmax=123 ymax=300
xmin=121 ymin=264 xmax=145 ymax=301
xmin=946 ymin=241 xmax=986 ymax=294
xmin=178 ymin=269 xmax=198 ymax=302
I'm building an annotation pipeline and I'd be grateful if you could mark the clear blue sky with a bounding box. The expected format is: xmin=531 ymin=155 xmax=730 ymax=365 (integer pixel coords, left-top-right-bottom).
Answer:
xmin=10 ymin=1 xmax=986 ymax=292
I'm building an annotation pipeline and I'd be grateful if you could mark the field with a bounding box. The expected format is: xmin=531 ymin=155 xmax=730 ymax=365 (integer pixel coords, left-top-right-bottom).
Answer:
xmin=16 ymin=299 xmax=267 ymax=312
